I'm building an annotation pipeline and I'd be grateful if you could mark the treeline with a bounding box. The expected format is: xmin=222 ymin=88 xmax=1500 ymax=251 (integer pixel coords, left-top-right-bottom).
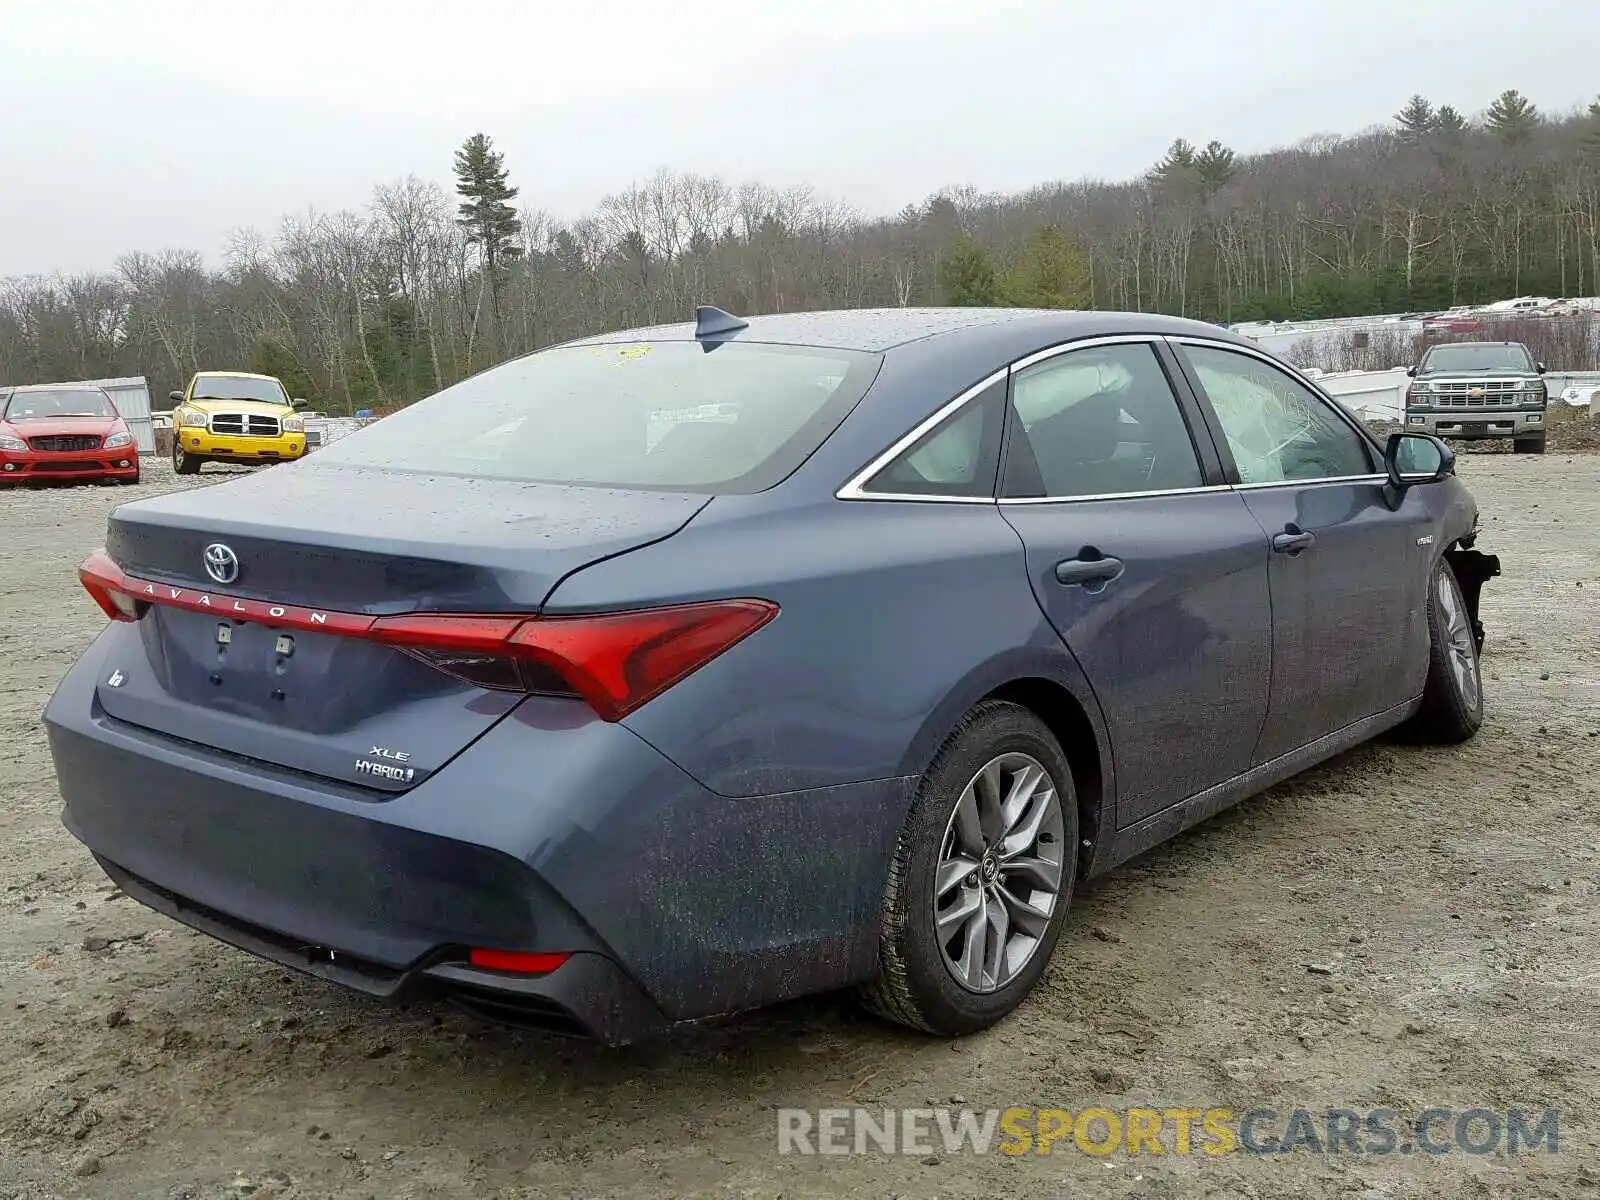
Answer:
xmin=2 ymin=89 xmax=1598 ymax=414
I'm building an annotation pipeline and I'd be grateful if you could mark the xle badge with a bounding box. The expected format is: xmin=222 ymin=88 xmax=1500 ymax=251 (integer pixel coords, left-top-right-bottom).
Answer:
xmin=106 ymin=669 xmax=125 ymax=688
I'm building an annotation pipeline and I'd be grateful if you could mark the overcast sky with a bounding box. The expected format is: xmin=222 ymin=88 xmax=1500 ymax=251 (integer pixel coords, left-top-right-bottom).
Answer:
xmin=2 ymin=0 xmax=1595 ymax=276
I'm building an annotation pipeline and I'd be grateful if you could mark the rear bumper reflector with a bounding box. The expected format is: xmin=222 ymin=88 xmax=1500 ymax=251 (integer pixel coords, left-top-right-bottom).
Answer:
xmin=468 ymin=948 xmax=572 ymax=975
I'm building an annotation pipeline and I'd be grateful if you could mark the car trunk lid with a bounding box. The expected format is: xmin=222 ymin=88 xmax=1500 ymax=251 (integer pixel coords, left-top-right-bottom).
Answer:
xmin=91 ymin=462 xmax=710 ymax=790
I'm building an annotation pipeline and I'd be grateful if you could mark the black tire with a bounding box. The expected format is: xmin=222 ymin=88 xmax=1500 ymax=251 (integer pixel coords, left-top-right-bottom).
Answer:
xmin=860 ymin=700 xmax=1078 ymax=1036
xmin=172 ymin=441 xmax=201 ymax=475
xmin=1513 ymin=433 xmax=1546 ymax=454
xmin=1406 ymin=559 xmax=1484 ymax=743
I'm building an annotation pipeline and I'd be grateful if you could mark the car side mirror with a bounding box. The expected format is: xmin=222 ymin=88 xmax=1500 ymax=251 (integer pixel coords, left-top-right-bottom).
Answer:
xmin=1405 ymin=365 xmax=1417 ymax=377
xmin=1383 ymin=431 xmax=1453 ymax=506
xmin=1536 ymin=362 xmax=1547 ymax=374
xmin=168 ymin=390 xmax=184 ymax=403
xmin=290 ymin=398 xmax=308 ymax=410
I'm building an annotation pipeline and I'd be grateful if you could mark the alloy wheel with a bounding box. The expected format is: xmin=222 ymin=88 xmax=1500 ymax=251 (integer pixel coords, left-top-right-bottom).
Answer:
xmin=1437 ymin=568 xmax=1480 ymax=709
xmin=933 ymin=752 xmax=1066 ymax=993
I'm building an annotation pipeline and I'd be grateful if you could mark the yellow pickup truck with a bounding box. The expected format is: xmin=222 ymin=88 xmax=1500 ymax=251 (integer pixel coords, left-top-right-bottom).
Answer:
xmin=168 ymin=371 xmax=309 ymax=474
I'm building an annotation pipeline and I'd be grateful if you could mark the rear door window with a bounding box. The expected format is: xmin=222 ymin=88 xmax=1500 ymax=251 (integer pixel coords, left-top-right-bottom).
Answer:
xmin=1003 ymin=342 xmax=1205 ymax=499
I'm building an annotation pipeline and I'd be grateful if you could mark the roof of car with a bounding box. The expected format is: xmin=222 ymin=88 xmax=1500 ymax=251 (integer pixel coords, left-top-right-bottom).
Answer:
xmin=194 ymin=371 xmax=280 ymax=381
xmin=560 ymin=307 xmax=1247 ymax=354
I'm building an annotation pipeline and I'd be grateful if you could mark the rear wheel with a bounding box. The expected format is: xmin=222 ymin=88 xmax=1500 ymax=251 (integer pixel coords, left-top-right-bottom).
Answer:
xmin=860 ymin=700 xmax=1077 ymax=1035
xmin=1406 ymin=559 xmax=1484 ymax=743
xmin=172 ymin=441 xmax=201 ymax=475
xmin=1513 ymin=433 xmax=1546 ymax=454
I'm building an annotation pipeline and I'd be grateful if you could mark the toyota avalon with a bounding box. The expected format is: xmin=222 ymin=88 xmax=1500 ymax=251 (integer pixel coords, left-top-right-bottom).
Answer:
xmin=45 ymin=306 xmax=1499 ymax=1043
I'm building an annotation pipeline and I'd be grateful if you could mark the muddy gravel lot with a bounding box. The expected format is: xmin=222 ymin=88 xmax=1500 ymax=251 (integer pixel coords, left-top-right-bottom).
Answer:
xmin=1 ymin=452 xmax=1598 ymax=1200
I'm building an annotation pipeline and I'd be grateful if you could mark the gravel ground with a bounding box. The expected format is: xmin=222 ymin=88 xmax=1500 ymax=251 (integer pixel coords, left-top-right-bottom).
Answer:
xmin=1 ymin=453 xmax=1598 ymax=1200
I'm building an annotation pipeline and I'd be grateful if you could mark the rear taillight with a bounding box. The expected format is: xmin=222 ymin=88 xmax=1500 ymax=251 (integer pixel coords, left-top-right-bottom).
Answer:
xmin=367 ymin=601 xmax=778 ymax=718
xmin=509 ymin=601 xmax=777 ymax=720
xmin=79 ymin=550 xmax=144 ymax=621
xmin=77 ymin=549 xmax=777 ymax=721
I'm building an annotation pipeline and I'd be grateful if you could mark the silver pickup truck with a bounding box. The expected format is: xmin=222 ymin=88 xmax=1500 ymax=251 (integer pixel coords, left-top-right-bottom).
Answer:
xmin=1404 ymin=340 xmax=1549 ymax=453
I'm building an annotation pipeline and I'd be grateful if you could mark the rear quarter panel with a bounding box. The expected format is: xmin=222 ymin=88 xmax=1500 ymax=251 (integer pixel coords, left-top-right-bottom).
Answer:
xmin=544 ymin=494 xmax=1111 ymax=802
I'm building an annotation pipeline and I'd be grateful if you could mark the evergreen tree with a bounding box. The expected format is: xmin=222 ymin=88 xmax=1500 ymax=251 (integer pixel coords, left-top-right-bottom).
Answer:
xmin=453 ymin=133 xmax=523 ymax=277
xmin=1195 ymin=140 xmax=1238 ymax=191
xmin=1005 ymin=227 xmax=1091 ymax=308
xmin=551 ymin=229 xmax=587 ymax=276
xmin=1434 ymin=105 xmax=1468 ymax=135
xmin=1484 ymin=89 xmax=1540 ymax=143
xmin=1395 ymin=94 xmax=1438 ymax=142
xmin=248 ymin=339 xmax=318 ymax=407
xmin=937 ymin=238 xmax=1001 ymax=306
xmin=1583 ymin=96 xmax=1600 ymax=159
xmin=1152 ymin=138 xmax=1197 ymax=181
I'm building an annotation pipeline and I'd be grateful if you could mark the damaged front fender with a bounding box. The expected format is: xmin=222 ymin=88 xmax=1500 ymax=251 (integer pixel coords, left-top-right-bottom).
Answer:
xmin=1445 ymin=546 xmax=1501 ymax=654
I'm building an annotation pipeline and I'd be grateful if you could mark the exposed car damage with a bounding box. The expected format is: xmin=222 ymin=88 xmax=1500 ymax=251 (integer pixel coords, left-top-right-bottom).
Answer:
xmin=1445 ymin=545 xmax=1501 ymax=653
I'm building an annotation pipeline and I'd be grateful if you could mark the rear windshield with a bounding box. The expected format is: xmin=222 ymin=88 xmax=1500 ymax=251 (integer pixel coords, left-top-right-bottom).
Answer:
xmin=313 ymin=340 xmax=882 ymax=492
xmin=191 ymin=376 xmax=289 ymax=404
xmin=1419 ymin=343 xmax=1533 ymax=372
xmin=3 ymin=388 xmax=115 ymax=419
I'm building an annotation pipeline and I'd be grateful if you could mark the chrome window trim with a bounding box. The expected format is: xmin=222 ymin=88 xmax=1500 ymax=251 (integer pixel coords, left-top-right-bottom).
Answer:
xmin=1232 ymin=473 xmax=1386 ymax=491
xmin=837 ymin=489 xmax=997 ymax=505
xmin=835 ymin=365 xmax=1009 ymax=503
xmin=836 ymin=332 xmax=1396 ymax=506
xmin=1006 ymin=332 xmax=1164 ymax=375
xmin=997 ymin=484 xmax=1231 ymax=506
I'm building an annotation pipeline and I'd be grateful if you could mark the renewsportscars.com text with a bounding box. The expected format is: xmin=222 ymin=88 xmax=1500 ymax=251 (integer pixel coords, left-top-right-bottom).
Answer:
xmin=777 ymin=1106 xmax=1559 ymax=1157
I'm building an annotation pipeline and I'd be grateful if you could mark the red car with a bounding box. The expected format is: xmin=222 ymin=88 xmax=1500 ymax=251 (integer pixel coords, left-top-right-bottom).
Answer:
xmin=0 ymin=383 xmax=141 ymax=485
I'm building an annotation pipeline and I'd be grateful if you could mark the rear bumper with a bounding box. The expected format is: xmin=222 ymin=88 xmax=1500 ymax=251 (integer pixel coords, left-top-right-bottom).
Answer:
xmin=1403 ymin=409 xmax=1545 ymax=438
xmin=0 ymin=451 xmax=140 ymax=482
xmin=97 ymin=855 xmax=667 ymax=1042
xmin=45 ymin=635 xmax=908 ymax=1041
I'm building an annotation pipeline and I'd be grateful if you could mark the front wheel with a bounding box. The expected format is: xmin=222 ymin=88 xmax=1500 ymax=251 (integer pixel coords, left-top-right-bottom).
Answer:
xmin=860 ymin=700 xmax=1077 ymax=1036
xmin=1406 ymin=560 xmax=1484 ymax=743
xmin=172 ymin=441 xmax=201 ymax=475
xmin=1513 ymin=433 xmax=1546 ymax=454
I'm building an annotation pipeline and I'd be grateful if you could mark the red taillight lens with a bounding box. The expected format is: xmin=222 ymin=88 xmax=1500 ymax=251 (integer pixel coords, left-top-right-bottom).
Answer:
xmin=79 ymin=549 xmax=143 ymax=621
xmin=376 ymin=600 xmax=778 ymax=718
xmin=467 ymin=948 xmax=570 ymax=975
xmin=509 ymin=600 xmax=778 ymax=721
xmin=76 ymin=549 xmax=777 ymax=721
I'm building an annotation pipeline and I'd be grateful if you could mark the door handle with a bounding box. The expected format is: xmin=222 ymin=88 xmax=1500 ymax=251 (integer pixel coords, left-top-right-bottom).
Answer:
xmin=1272 ymin=524 xmax=1316 ymax=555
xmin=1055 ymin=555 xmax=1125 ymax=586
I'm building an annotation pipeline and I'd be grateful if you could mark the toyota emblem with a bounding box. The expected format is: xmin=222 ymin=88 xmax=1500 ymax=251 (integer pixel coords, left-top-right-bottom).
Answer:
xmin=203 ymin=542 xmax=240 ymax=585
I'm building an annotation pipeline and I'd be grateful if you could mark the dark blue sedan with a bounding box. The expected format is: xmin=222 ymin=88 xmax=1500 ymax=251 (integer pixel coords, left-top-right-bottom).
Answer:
xmin=46 ymin=306 xmax=1499 ymax=1043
